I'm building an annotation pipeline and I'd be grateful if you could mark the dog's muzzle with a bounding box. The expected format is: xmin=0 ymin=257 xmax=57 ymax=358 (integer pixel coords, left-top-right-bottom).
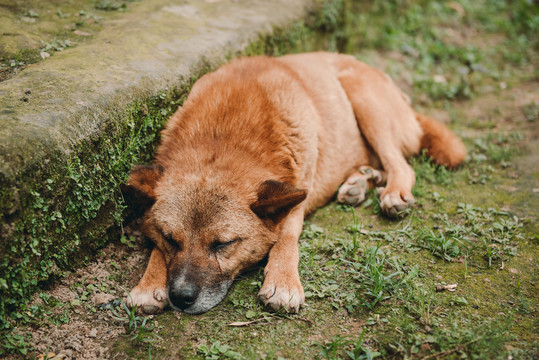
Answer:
xmin=167 ymin=278 xmax=233 ymax=314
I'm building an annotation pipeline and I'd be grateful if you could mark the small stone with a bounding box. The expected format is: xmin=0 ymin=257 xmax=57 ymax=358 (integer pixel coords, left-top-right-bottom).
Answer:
xmin=21 ymin=16 xmax=36 ymax=23
xmin=92 ymin=292 xmax=115 ymax=305
xmin=433 ymin=74 xmax=447 ymax=83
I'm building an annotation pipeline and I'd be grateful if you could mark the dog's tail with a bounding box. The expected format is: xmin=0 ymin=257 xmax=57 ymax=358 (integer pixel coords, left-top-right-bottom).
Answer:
xmin=416 ymin=113 xmax=466 ymax=169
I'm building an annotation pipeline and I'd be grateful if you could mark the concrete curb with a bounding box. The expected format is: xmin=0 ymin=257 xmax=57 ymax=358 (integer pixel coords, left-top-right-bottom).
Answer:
xmin=0 ymin=0 xmax=312 ymax=178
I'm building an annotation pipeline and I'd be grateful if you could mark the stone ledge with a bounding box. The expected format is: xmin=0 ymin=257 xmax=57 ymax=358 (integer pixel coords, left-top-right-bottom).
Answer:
xmin=0 ymin=0 xmax=313 ymax=179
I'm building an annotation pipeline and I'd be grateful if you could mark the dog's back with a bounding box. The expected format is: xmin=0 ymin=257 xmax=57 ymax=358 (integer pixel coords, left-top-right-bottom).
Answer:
xmin=158 ymin=54 xmax=383 ymax=212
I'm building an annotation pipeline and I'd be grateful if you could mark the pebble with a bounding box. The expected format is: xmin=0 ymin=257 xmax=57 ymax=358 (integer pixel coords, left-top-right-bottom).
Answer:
xmin=92 ymin=292 xmax=115 ymax=305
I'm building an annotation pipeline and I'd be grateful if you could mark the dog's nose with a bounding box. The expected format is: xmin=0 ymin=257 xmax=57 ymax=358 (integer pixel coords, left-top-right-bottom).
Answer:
xmin=169 ymin=283 xmax=199 ymax=310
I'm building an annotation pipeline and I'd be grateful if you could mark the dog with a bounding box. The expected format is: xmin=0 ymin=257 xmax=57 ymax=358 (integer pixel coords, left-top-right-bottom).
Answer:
xmin=125 ymin=52 xmax=466 ymax=315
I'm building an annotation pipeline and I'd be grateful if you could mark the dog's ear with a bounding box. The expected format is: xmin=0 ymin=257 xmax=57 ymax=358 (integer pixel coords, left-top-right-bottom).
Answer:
xmin=122 ymin=165 xmax=164 ymax=207
xmin=250 ymin=180 xmax=307 ymax=218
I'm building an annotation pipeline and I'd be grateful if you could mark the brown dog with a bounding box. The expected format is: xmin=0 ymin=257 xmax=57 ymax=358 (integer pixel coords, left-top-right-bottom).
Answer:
xmin=125 ymin=52 xmax=466 ymax=314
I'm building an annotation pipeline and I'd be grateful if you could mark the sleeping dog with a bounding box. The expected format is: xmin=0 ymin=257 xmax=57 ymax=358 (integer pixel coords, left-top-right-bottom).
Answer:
xmin=125 ymin=52 xmax=466 ymax=314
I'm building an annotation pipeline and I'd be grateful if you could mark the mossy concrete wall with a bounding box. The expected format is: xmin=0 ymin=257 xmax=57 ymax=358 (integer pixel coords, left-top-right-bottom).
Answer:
xmin=0 ymin=0 xmax=338 ymax=328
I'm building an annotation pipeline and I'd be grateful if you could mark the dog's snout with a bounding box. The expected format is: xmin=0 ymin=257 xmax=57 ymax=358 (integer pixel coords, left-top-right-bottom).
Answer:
xmin=169 ymin=283 xmax=199 ymax=310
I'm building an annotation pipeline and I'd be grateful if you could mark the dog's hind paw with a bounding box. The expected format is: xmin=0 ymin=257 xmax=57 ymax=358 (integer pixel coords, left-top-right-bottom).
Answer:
xmin=379 ymin=188 xmax=415 ymax=218
xmin=337 ymin=175 xmax=369 ymax=206
xmin=127 ymin=286 xmax=167 ymax=314
xmin=337 ymin=167 xmax=386 ymax=206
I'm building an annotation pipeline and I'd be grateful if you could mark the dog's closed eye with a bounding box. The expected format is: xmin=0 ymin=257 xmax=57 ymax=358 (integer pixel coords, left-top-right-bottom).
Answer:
xmin=211 ymin=238 xmax=240 ymax=253
xmin=163 ymin=234 xmax=181 ymax=250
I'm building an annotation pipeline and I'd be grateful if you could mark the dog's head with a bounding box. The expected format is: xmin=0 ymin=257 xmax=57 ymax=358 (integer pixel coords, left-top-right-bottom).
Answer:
xmin=126 ymin=165 xmax=306 ymax=314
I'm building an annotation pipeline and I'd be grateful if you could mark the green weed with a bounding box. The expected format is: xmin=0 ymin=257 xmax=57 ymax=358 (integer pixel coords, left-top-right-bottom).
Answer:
xmin=317 ymin=329 xmax=381 ymax=360
xmin=40 ymin=39 xmax=73 ymax=54
xmin=110 ymin=299 xmax=162 ymax=344
xmin=95 ymin=1 xmax=129 ymax=11
xmin=197 ymin=340 xmax=243 ymax=360
xmin=416 ymin=229 xmax=466 ymax=261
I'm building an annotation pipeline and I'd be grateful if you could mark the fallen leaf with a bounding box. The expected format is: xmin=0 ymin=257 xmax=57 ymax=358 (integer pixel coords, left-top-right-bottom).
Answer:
xmin=38 ymin=353 xmax=56 ymax=360
xmin=228 ymin=318 xmax=268 ymax=327
xmin=73 ymin=30 xmax=91 ymax=36
xmin=435 ymin=283 xmax=458 ymax=292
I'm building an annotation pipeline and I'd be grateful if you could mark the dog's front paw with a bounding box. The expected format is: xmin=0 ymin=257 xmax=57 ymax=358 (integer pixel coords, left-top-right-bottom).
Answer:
xmin=127 ymin=286 xmax=167 ymax=314
xmin=379 ymin=188 xmax=415 ymax=217
xmin=258 ymin=272 xmax=305 ymax=313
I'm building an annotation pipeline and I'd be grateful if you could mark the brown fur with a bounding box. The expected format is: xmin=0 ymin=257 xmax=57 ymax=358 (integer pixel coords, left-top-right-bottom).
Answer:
xmin=416 ymin=113 xmax=467 ymax=168
xmin=125 ymin=52 xmax=466 ymax=314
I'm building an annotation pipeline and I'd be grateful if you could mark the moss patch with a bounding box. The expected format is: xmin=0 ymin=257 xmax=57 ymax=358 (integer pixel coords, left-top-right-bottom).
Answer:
xmin=0 ymin=0 xmax=144 ymax=82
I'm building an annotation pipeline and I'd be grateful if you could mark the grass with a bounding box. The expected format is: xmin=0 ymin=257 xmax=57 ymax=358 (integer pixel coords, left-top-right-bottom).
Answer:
xmin=3 ymin=0 xmax=538 ymax=358
xmin=114 ymin=0 xmax=535 ymax=358
xmin=110 ymin=300 xmax=162 ymax=345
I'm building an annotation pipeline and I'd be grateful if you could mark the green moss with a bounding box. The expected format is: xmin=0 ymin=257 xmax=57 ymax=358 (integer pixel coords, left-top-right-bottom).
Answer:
xmin=0 ymin=68 xmax=207 ymax=348
xmin=0 ymin=0 xmax=142 ymax=81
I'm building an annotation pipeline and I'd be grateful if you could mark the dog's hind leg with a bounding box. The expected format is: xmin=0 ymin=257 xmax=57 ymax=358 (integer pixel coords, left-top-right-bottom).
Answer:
xmin=336 ymin=58 xmax=422 ymax=217
xmin=127 ymin=247 xmax=168 ymax=314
